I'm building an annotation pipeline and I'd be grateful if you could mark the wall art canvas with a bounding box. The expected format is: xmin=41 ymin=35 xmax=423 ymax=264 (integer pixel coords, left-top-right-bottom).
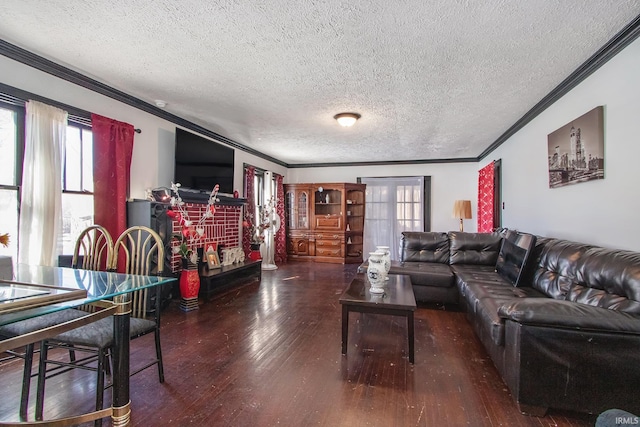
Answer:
xmin=547 ymin=106 xmax=604 ymax=188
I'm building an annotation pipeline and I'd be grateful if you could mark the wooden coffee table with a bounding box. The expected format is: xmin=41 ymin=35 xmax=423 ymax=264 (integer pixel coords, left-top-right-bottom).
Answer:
xmin=339 ymin=273 xmax=417 ymax=363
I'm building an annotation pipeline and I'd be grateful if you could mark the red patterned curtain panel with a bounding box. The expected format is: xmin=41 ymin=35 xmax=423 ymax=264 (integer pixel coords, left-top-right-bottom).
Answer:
xmin=274 ymin=173 xmax=287 ymax=264
xmin=242 ymin=166 xmax=256 ymax=256
xmin=91 ymin=114 xmax=134 ymax=249
xmin=477 ymin=162 xmax=495 ymax=232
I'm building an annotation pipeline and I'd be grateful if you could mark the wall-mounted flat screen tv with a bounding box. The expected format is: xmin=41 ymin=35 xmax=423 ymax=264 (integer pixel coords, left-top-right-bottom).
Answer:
xmin=174 ymin=128 xmax=234 ymax=194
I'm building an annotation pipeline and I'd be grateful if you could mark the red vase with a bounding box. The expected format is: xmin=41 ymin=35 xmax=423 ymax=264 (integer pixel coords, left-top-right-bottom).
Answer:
xmin=249 ymin=244 xmax=262 ymax=261
xmin=179 ymin=267 xmax=200 ymax=299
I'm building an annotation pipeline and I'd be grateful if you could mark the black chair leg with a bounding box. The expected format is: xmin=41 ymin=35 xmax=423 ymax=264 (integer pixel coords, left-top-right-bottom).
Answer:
xmin=155 ymin=329 xmax=164 ymax=383
xmin=35 ymin=342 xmax=49 ymax=421
xmin=19 ymin=343 xmax=35 ymax=420
xmin=104 ymin=350 xmax=111 ymax=376
xmin=95 ymin=349 xmax=105 ymax=427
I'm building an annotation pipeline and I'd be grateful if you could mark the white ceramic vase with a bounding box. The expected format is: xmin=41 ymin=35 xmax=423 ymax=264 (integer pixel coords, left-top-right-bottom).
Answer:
xmin=375 ymin=246 xmax=391 ymax=279
xmin=367 ymin=252 xmax=387 ymax=294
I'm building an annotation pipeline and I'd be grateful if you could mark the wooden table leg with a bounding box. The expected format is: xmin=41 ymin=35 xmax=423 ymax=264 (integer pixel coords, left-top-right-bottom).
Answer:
xmin=341 ymin=304 xmax=349 ymax=355
xmin=407 ymin=311 xmax=415 ymax=364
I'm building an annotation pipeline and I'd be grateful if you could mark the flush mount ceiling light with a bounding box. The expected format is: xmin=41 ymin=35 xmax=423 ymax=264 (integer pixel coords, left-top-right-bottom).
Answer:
xmin=334 ymin=112 xmax=361 ymax=127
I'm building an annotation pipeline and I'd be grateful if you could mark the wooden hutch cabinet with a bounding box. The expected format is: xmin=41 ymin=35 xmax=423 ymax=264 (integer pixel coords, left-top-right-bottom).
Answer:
xmin=284 ymin=182 xmax=365 ymax=264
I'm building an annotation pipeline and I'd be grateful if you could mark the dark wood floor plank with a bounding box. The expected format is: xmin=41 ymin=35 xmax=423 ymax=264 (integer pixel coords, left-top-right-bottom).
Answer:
xmin=0 ymin=263 xmax=596 ymax=426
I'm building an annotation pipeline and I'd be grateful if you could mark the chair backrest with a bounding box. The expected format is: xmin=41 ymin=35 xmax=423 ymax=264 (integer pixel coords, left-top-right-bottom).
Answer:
xmin=112 ymin=226 xmax=165 ymax=318
xmin=72 ymin=225 xmax=114 ymax=271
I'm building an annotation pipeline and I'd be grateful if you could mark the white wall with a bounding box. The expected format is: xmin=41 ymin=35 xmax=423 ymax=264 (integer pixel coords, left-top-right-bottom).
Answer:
xmin=479 ymin=37 xmax=640 ymax=251
xmin=0 ymin=56 xmax=286 ymax=199
xmin=3 ymin=35 xmax=639 ymax=250
xmin=287 ymin=162 xmax=478 ymax=232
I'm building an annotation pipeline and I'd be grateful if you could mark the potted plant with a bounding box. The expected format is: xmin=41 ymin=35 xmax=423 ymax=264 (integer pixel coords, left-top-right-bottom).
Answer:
xmin=171 ymin=234 xmax=198 ymax=268
xmin=243 ymin=212 xmax=265 ymax=260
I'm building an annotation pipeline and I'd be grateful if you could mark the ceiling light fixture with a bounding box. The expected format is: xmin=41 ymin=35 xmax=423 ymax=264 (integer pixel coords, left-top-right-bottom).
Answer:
xmin=334 ymin=112 xmax=361 ymax=127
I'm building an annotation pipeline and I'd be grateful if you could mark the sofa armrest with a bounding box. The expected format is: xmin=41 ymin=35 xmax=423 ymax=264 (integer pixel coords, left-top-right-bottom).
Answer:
xmin=498 ymin=298 xmax=640 ymax=334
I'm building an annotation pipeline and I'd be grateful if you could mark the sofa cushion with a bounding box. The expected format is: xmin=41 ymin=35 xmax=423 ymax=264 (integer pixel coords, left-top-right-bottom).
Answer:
xmin=390 ymin=261 xmax=454 ymax=288
xmin=462 ymin=280 xmax=545 ymax=312
xmin=531 ymin=239 xmax=595 ymax=299
xmin=452 ymin=264 xmax=503 ymax=282
xmin=453 ymin=265 xmax=503 ymax=299
xmin=399 ymin=232 xmax=450 ymax=263
xmin=498 ymin=298 xmax=640 ymax=333
xmin=567 ymin=246 xmax=640 ymax=313
xmin=448 ymin=231 xmax=503 ymax=265
xmin=495 ymin=231 xmax=536 ymax=287
xmin=462 ymin=281 xmax=546 ymax=346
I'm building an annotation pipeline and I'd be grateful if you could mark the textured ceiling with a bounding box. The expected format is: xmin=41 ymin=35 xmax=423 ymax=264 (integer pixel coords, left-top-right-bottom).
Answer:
xmin=1 ymin=1 xmax=639 ymax=165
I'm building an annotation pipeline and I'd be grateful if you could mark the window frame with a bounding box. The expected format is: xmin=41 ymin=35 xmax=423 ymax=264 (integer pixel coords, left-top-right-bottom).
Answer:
xmin=62 ymin=122 xmax=94 ymax=196
xmin=0 ymin=101 xmax=25 ymax=192
xmin=0 ymin=95 xmax=96 ymax=258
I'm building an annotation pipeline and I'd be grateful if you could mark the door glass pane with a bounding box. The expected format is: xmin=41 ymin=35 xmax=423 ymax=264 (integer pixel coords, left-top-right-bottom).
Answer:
xmin=0 ymin=108 xmax=16 ymax=186
xmin=362 ymin=177 xmax=425 ymax=260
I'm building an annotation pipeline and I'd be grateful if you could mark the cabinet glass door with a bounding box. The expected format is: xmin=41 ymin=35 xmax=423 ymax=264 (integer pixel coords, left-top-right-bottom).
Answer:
xmin=285 ymin=191 xmax=295 ymax=229
xmin=297 ymin=191 xmax=308 ymax=229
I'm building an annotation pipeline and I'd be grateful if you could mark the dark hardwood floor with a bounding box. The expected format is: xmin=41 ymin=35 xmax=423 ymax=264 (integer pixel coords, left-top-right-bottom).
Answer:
xmin=1 ymin=262 xmax=597 ymax=426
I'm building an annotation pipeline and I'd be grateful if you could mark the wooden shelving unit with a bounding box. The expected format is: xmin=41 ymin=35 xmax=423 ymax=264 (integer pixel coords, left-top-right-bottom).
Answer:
xmin=284 ymin=182 xmax=366 ymax=264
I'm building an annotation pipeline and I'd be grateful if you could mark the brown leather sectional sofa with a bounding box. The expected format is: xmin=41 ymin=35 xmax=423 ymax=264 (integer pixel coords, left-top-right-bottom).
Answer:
xmin=392 ymin=230 xmax=640 ymax=416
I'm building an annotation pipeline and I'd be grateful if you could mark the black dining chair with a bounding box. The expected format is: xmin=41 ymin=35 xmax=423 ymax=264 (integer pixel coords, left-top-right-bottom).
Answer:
xmin=35 ymin=225 xmax=167 ymax=426
xmin=0 ymin=224 xmax=114 ymax=420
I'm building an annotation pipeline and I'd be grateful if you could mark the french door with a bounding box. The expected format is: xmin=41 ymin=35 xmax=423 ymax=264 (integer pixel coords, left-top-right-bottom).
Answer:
xmin=359 ymin=176 xmax=430 ymax=260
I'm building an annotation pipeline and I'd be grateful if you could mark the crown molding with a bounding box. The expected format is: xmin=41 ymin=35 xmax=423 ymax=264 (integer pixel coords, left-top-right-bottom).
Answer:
xmin=286 ymin=157 xmax=477 ymax=168
xmin=2 ymin=11 xmax=639 ymax=170
xmin=478 ymin=13 xmax=640 ymax=161
xmin=0 ymin=39 xmax=287 ymax=168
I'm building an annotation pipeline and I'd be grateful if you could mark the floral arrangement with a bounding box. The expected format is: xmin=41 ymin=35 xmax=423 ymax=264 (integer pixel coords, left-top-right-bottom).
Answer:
xmin=243 ymin=197 xmax=278 ymax=246
xmin=0 ymin=233 xmax=8 ymax=248
xmin=243 ymin=212 xmax=265 ymax=246
xmin=260 ymin=197 xmax=279 ymax=232
xmin=167 ymin=182 xmax=220 ymax=265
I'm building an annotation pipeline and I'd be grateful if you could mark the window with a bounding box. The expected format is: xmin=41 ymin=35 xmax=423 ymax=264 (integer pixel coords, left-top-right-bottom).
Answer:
xmin=0 ymin=99 xmax=94 ymax=261
xmin=360 ymin=176 xmax=431 ymax=260
xmin=61 ymin=124 xmax=94 ymax=254
xmin=252 ymin=168 xmax=276 ymax=220
xmin=0 ymin=104 xmax=22 ymax=261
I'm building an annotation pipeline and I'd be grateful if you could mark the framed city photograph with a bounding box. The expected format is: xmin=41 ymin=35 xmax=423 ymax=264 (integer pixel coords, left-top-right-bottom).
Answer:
xmin=547 ymin=106 xmax=604 ymax=188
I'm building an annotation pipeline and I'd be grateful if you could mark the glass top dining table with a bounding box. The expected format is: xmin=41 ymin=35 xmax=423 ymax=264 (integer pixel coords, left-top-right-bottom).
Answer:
xmin=0 ymin=264 xmax=177 ymax=427
xmin=1 ymin=264 xmax=174 ymax=326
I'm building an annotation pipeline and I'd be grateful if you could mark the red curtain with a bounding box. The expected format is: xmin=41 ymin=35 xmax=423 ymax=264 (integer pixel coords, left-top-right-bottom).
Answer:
xmin=274 ymin=173 xmax=287 ymax=264
xmin=242 ymin=166 xmax=256 ymax=256
xmin=91 ymin=114 xmax=134 ymax=248
xmin=477 ymin=162 xmax=495 ymax=232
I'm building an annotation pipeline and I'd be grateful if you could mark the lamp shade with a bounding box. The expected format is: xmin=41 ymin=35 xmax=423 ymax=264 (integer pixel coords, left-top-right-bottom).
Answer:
xmin=452 ymin=200 xmax=472 ymax=219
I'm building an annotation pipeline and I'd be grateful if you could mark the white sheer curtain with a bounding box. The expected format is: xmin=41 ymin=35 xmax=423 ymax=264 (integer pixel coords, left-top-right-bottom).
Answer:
xmin=361 ymin=177 xmax=425 ymax=260
xmin=18 ymin=101 xmax=67 ymax=266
